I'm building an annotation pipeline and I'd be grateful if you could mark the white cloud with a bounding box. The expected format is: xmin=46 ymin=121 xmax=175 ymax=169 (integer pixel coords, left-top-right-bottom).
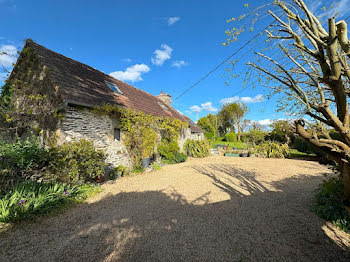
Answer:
xmin=172 ymin=60 xmax=188 ymax=68
xmin=241 ymin=94 xmax=264 ymax=103
xmin=190 ymin=102 xmax=218 ymax=113
xmin=190 ymin=105 xmax=202 ymax=112
xmin=201 ymin=102 xmax=218 ymax=112
xmin=220 ymin=96 xmax=239 ymax=104
xmin=151 ymin=44 xmax=173 ymax=66
xmin=254 ymin=119 xmax=273 ymax=126
xmin=109 ymin=64 xmax=150 ymax=82
xmin=220 ymin=94 xmax=264 ymax=104
xmin=251 ymin=118 xmax=289 ymax=127
xmin=0 ymin=44 xmax=17 ymax=67
xmin=168 ymin=17 xmax=180 ymax=26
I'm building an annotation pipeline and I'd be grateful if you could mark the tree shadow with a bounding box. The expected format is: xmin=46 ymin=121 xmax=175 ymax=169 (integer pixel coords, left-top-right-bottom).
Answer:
xmin=0 ymin=164 xmax=349 ymax=261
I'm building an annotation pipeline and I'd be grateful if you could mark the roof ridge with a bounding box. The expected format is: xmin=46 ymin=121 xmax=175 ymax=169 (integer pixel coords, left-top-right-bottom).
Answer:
xmin=26 ymin=39 xmax=118 ymax=81
xmin=26 ymin=39 xmax=173 ymax=108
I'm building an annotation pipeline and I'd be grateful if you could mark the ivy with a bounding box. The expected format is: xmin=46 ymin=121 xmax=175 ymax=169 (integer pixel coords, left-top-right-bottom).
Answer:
xmin=93 ymin=104 xmax=188 ymax=165
xmin=0 ymin=46 xmax=62 ymax=135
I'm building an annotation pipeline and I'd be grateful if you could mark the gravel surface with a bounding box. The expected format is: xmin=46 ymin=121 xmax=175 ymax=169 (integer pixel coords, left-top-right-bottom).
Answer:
xmin=1 ymin=156 xmax=349 ymax=261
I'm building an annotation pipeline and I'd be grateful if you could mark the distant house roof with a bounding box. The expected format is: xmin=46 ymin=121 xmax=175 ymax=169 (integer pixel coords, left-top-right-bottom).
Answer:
xmin=21 ymin=39 xmax=203 ymax=133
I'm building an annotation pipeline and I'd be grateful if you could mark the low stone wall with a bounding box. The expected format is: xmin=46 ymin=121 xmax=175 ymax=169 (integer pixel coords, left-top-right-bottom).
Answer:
xmin=56 ymin=106 xmax=131 ymax=168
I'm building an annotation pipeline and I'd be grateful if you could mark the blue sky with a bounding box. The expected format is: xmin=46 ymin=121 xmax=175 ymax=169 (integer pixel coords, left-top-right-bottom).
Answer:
xmin=1 ymin=0 xmax=349 ymax=126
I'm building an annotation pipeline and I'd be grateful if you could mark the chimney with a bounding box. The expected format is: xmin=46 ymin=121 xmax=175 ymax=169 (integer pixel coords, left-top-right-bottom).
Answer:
xmin=156 ymin=92 xmax=172 ymax=105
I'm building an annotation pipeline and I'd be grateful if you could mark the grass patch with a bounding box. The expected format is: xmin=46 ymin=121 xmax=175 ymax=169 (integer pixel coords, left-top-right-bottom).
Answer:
xmin=289 ymin=149 xmax=316 ymax=158
xmin=0 ymin=181 xmax=102 ymax=223
xmin=213 ymin=141 xmax=248 ymax=149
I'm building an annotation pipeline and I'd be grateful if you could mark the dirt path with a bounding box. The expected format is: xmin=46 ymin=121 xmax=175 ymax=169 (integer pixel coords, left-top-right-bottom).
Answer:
xmin=1 ymin=157 xmax=349 ymax=261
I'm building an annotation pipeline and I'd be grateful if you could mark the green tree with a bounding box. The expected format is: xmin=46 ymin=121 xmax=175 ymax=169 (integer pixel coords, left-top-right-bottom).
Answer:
xmin=197 ymin=116 xmax=216 ymax=140
xmin=207 ymin=113 xmax=217 ymax=134
xmin=269 ymin=120 xmax=293 ymax=144
xmin=218 ymin=102 xmax=248 ymax=141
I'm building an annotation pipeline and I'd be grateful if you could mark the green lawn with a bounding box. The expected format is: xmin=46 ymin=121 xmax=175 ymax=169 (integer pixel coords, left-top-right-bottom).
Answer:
xmin=289 ymin=149 xmax=316 ymax=158
xmin=212 ymin=140 xmax=248 ymax=149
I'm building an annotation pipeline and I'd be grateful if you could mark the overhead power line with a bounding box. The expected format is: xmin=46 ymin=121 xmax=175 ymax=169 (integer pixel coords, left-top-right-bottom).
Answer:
xmin=173 ymin=13 xmax=350 ymax=104
xmin=172 ymin=20 xmax=277 ymax=103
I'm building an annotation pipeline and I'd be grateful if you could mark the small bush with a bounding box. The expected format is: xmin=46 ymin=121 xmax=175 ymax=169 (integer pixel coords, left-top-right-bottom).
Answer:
xmin=157 ymin=141 xmax=180 ymax=162
xmin=184 ymin=139 xmax=210 ymax=158
xmin=132 ymin=165 xmax=145 ymax=173
xmin=242 ymin=128 xmax=266 ymax=144
xmin=0 ymin=181 xmax=101 ymax=223
xmin=109 ymin=165 xmax=130 ymax=180
xmin=292 ymin=136 xmax=314 ymax=154
xmin=151 ymin=163 xmax=161 ymax=170
xmin=174 ymin=152 xmax=188 ymax=163
xmin=0 ymin=136 xmax=50 ymax=193
xmin=0 ymin=138 xmax=106 ymax=192
xmin=48 ymin=140 xmax=106 ymax=183
xmin=253 ymin=141 xmax=289 ymax=158
xmin=314 ymin=176 xmax=350 ymax=232
xmin=224 ymin=133 xmax=237 ymax=142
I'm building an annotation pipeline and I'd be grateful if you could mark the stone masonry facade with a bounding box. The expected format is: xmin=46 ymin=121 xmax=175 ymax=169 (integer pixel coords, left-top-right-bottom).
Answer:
xmin=56 ymin=106 xmax=131 ymax=168
xmin=56 ymin=106 xmax=203 ymax=168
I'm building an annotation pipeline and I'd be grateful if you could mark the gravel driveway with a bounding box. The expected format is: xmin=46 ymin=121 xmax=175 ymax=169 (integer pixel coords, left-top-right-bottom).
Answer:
xmin=1 ymin=156 xmax=349 ymax=261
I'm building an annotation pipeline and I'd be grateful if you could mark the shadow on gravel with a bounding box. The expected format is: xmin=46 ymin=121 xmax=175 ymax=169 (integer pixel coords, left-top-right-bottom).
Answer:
xmin=0 ymin=164 xmax=349 ymax=261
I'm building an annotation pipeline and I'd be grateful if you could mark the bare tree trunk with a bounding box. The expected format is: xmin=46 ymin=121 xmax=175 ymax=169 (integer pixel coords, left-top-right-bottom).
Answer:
xmin=237 ymin=123 xmax=241 ymax=141
xmin=340 ymin=162 xmax=350 ymax=214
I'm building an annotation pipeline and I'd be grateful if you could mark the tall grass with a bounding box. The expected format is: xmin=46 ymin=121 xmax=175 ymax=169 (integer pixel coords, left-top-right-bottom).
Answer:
xmin=0 ymin=181 xmax=101 ymax=223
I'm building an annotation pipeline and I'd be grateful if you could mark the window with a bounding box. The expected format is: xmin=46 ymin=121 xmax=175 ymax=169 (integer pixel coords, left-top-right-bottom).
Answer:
xmin=106 ymin=81 xmax=123 ymax=94
xmin=114 ymin=128 xmax=121 ymax=141
xmin=158 ymin=102 xmax=168 ymax=111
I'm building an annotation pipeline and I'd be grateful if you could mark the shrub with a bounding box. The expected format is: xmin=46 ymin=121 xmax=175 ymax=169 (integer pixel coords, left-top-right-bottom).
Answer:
xmin=313 ymin=176 xmax=350 ymax=232
xmin=109 ymin=165 xmax=130 ymax=180
xmin=184 ymin=139 xmax=210 ymax=158
xmin=224 ymin=133 xmax=237 ymax=142
xmin=0 ymin=136 xmax=50 ymax=193
xmin=151 ymin=163 xmax=161 ymax=170
xmin=49 ymin=140 xmax=106 ymax=183
xmin=174 ymin=152 xmax=188 ymax=163
xmin=132 ymin=165 xmax=145 ymax=173
xmin=0 ymin=138 xmax=106 ymax=190
xmin=204 ymin=132 xmax=215 ymax=140
xmin=0 ymin=181 xmax=101 ymax=223
xmin=253 ymin=141 xmax=289 ymax=158
xmin=157 ymin=141 xmax=180 ymax=162
xmin=292 ymin=136 xmax=314 ymax=154
xmin=242 ymin=128 xmax=266 ymax=144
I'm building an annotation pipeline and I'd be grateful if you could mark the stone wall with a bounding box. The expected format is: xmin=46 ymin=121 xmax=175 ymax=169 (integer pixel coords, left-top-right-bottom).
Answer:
xmin=178 ymin=128 xmax=204 ymax=151
xmin=56 ymin=106 xmax=204 ymax=167
xmin=56 ymin=106 xmax=131 ymax=168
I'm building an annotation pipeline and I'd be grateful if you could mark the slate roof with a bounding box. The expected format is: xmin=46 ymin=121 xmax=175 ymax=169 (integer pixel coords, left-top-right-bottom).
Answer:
xmin=23 ymin=39 xmax=203 ymax=133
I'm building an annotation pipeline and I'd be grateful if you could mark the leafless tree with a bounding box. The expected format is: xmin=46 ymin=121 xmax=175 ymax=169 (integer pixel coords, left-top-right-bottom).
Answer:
xmin=244 ymin=0 xmax=350 ymax=212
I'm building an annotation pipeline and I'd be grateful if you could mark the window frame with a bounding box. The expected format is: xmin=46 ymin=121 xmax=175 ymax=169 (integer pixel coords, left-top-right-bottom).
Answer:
xmin=105 ymin=81 xmax=123 ymax=95
xmin=113 ymin=127 xmax=121 ymax=141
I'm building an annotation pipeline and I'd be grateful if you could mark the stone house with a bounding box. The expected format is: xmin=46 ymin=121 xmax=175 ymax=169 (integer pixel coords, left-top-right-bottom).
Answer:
xmin=8 ymin=40 xmax=204 ymax=167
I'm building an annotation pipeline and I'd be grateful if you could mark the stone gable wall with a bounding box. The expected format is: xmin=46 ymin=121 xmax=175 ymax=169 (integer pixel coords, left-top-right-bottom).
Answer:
xmin=56 ymin=106 xmax=131 ymax=168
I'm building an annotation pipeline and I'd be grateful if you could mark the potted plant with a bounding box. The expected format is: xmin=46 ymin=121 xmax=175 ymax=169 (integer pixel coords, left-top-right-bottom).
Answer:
xmin=95 ymin=173 xmax=104 ymax=183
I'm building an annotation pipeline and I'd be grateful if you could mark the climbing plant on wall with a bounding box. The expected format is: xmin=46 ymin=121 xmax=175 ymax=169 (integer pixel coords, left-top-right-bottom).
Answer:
xmin=0 ymin=45 xmax=62 ymax=136
xmin=93 ymin=104 xmax=188 ymax=165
